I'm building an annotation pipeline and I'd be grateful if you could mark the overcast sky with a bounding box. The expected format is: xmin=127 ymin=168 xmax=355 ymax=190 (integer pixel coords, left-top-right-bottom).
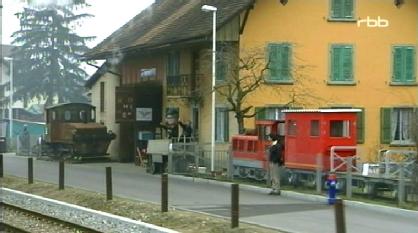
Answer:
xmin=1 ymin=0 xmax=155 ymax=47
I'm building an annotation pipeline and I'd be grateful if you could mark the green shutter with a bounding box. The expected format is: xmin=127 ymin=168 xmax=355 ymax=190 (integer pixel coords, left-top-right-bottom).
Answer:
xmin=342 ymin=46 xmax=353 ymax=81
xmin=332 ymin=0 xmax=343 ymax=18
xmin=356 ymin=108 xmax=365 ymax=144
xmin=216 ymin=56 xmax=226 ymax=81
xmin=268 ymin=44 xmax=279 ymax=80
xmin=331 ymin=46 xmax=342 ymax=81
xmin=380 ymin=108 xmax=391 ymax=144
xmin=255 ymin=107 xmax=266 ymax=120
xmin=392 ymin=47 xmax=403 ymax=82
xmin=224 ymin=110 xmax=229 ymax=142
xmin=280 ymin=45 xmax=291 ymax=80
xmin=404 ymin=47 xmax=415 ymax=82
xmin=343 ymin=0 xmax=354 ymax=18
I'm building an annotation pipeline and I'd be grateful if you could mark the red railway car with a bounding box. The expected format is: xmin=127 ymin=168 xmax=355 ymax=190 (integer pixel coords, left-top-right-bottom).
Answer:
xmin=231 ymin=109 xmax=361 ymax=181
xmin=231 ymin=120 xmax=283 ymax=180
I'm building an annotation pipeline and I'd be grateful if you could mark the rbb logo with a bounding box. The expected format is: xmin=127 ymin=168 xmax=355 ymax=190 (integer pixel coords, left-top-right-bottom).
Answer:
xmin=357 ymin=16 xmax=389 ymax=28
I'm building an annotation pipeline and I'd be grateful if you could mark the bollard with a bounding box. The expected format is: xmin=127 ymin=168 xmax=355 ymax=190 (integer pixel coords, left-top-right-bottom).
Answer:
xmin=161 ymin=173 xmax=168 ymax=212
xmin=106 ymin=167 xmax=113 ymax=201
xmin=346 ymin=157 xmax=352 ymax=198
xmin=398 ymin=163 xmax=405 ymax=205
xmin=231 ymin=183 xmax=239 ymax=228
xmin=334 ymin=199 xmax=346 ymax=233
xmin=59 ymin=160 xmax=64 ymax=190
xmin=28 ymin=158 xmax=33 ymax=184
xmin=316 ymin=154 xmax=323 ymax=194
xmin=0 ymin=153 xmax=3 ymax=178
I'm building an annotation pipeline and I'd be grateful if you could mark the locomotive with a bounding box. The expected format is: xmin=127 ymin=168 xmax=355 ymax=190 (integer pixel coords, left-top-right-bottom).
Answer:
xmin=40 ymin=103 xmax=116 ymax=160
xmin=231 ymin=109 xmax=361 ymax=181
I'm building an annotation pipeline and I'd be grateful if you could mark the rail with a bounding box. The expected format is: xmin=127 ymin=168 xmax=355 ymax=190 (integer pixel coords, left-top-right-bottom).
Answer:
xmin=330 ymin=146 xmax=360 ymax=172
xmin=1 ymin=202 xmax=101 ymax=233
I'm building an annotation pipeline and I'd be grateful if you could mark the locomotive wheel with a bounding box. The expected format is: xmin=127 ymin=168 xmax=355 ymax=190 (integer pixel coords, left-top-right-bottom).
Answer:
xmin=254 ymin=168 xmax=266 ymax=181
xmin=238 ymin=167 xmax=248 ymax=178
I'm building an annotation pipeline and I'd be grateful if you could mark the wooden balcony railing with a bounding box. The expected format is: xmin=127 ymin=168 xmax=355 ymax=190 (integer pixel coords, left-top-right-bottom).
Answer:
xmin=166 ymin=74 xmax=201 ymax=98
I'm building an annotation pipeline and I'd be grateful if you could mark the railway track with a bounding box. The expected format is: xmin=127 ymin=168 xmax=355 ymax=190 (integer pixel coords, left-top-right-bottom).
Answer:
xmin=1 ymin=202 xmax=101 ymax=233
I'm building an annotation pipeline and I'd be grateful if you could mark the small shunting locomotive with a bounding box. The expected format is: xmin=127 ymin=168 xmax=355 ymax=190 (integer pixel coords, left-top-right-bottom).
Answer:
xmin=40 ymin=103 xmax=116 ymax=160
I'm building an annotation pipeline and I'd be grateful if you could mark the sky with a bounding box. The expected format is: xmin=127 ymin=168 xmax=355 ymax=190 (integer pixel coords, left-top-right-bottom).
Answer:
xmin=1 ymin=0 xmax=155 ymax=48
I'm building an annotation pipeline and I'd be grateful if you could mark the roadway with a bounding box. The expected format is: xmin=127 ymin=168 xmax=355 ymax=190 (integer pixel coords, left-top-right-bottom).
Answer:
xmin=2 ymin=154 xmax=417 ymax=233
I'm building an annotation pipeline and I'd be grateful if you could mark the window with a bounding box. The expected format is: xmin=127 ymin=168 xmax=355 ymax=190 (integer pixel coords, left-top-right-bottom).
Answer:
xmin=51 ymin=111 xmax=56 ymax=121
xmin=287 ymin=120 xmax=297 ymax=136
xmin=91 ymin=109 xmax=96 ymax=121
xmin=330 ymin=45 xmax=354 ymax=83
xmin=392 ymin=46 xmax=415 ymax=84
xmin=192 ymin=107 xmax=199 ymax=138
xmin=216 ymin=48 xmax=229 ymax=82
xmin=255 ymin=106 xmax=286 ymax=121
xmin=215 ymin=107 xmax=229 ymax=142
xmin=79 ymin=110 xmax=86 ymax=122
xmin=64 ymin=110 xmax=71 ymax=121
xmin=330 ymin=0 xmax=354 ymax=20
xmin=310 ymin=120 xmax=320 ymax=136
xmin=139 ymin=68 xmax=157 ymax=81
xmin=167 ymin=51 xmax=180 ymax=85
xmin=100 ymin=82 xmax=105 ymax=112
xmin=381 ymin=108 xmax=415 ymax=145
xmin=330 ymin=120 xmax=350 ymax=137
xmin=267 ymin=43 xmax=292 ymax=82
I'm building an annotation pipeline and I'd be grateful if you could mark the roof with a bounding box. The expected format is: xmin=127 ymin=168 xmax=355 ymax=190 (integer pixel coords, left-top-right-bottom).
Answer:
xmin=85 ymin=62 xmax=113 ymax=88
xmin=282 ymin=109 xmax=362 ymax=113
xmin=83 ymin=0 xmax=254 ymax=60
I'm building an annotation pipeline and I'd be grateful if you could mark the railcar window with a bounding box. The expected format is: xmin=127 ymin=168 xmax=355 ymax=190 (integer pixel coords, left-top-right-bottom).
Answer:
xmin=248 ymin=140 xmax=256 ymax=152
xmin=64 ymin=110 xmax=71 ymax=121
xmin=51 ymin=111 xmax=56 ymax=121
xmin=330 ymin=120 xmax=350 ymax=137
xmin=91 ymin=109 xmax=96 ymax=121
xmin=80 ymin=110 xmax=86 ymax=122
xmin=287 ymin=120 xmax=297 ymax=136
xmin=310 ymin=120 xmax=320 ymax=136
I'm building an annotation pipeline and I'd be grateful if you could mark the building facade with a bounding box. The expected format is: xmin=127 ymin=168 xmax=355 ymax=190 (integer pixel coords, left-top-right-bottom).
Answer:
xmin=83 ymin=0 xmax=417 ymax=162
xmin=240 ymin=0 xmax=417 ymax=161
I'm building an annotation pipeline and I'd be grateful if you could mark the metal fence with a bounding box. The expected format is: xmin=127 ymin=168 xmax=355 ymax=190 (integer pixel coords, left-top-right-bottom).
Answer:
xmin=167 ymin=142 xmax=231 ymax=177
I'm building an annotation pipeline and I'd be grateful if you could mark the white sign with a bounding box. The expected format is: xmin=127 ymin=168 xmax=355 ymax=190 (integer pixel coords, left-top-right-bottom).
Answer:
xmin=357 ymin=16 xmax=389 ymax=28
xmin=136 ymin=108 xmax=153 ymax=121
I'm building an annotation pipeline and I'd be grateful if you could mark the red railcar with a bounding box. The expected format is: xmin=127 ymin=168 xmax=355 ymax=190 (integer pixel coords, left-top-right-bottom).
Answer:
xmin=231 ymin=109 xmax=361 ymax=180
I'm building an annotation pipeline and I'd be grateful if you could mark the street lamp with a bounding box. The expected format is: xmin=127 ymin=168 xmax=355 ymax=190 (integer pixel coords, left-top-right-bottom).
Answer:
xmin=3 ymin=57 xmax=13 ymax=141
xmin=201 ymin=4 xmax=217 ymax=173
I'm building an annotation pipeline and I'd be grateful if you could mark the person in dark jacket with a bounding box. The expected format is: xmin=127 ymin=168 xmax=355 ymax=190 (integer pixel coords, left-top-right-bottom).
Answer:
xmin=268 ymin=134 xmax=284 ymax=195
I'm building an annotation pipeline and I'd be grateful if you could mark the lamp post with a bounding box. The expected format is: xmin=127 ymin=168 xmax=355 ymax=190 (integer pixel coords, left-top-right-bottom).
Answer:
xmin=3 ymin=57 xmax=13 ymax=141
xmin=201 ymin=4 xmax=217 ymax=173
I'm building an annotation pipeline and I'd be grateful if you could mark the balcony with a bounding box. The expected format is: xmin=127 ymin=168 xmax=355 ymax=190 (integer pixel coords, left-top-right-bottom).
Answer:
xmin=166 ymin=74 xmax=201 ymax=98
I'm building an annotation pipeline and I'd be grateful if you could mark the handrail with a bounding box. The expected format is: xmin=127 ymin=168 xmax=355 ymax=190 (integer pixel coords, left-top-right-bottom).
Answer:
xmin=330 ymin=146 xmax=359 ymax=172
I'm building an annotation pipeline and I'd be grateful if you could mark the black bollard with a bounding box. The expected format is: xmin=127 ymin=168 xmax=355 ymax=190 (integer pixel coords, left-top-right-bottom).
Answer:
xmin=59 ymin=160 xmax=64 ymax=190
xmin=28 ymin=158 xmax=33 ymax=184
xmin=161 ymin=173 xmax=168 ymax=212
xmin=106 ymin=167 xmax=113 ymax=201
xmin=0 ymin=153 xmax=3 ymax=178
xmin=231 ymin=183 xmax=239 ymax=228
xmin=334 ymin=199 xmax=346 ymax=233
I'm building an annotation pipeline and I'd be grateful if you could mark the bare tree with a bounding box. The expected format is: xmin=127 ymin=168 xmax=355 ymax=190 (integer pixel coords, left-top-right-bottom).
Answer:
xmin=212 ymin=44 xmax=322 ymax=134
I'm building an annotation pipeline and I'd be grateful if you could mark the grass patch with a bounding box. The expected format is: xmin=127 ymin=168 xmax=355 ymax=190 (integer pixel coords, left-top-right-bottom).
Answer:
xmin=1 ymin=176 xmax=281 ymax=233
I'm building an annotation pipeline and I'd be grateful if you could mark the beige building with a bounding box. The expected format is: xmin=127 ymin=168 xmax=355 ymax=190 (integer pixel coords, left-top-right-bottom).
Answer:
xmin=85 ymin=63 xmax=121 ymax=160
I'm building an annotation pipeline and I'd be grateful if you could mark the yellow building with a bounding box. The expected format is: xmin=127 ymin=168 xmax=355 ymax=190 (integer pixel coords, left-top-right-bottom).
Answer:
xmin=239 ymin=0 xmax=418 ymax=161
xmin=83 ymin=0 xmax=417 ymax=163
